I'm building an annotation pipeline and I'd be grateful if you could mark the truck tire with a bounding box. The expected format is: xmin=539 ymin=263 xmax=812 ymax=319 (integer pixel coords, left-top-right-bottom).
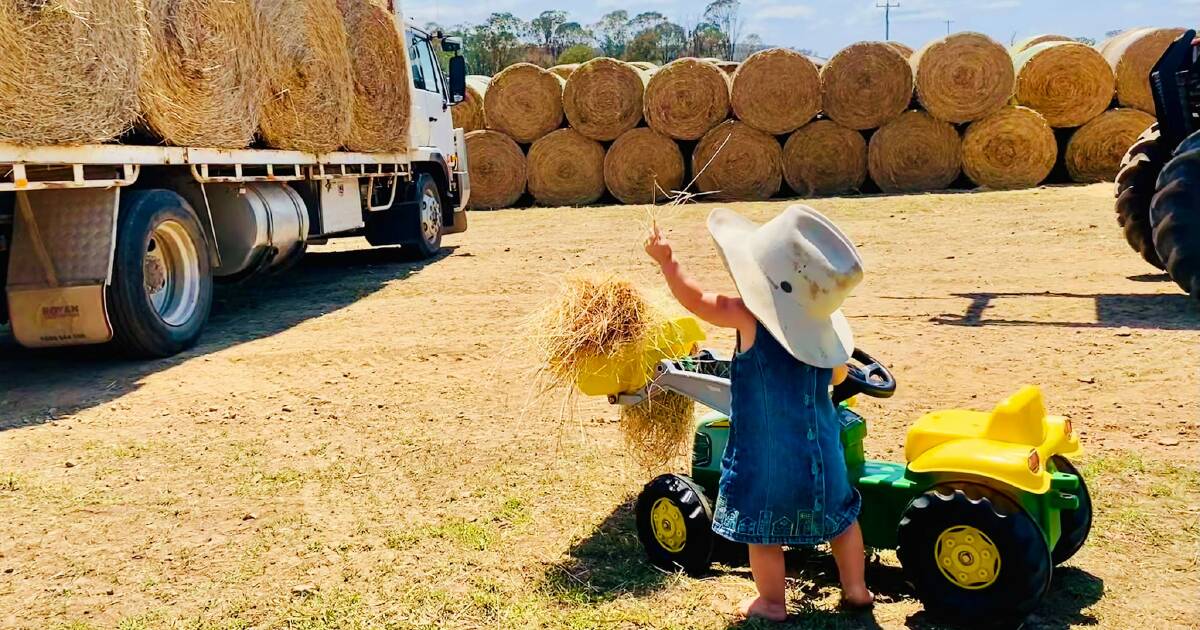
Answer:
xmin=1115 ymin=124 xmax=1166 ymax=270
xmin=1151 ymin=130 xmax=1200 ymax=301
xmin=403 ymin=173 xmax=444 ymax=260
xmin=107 ymin=189 xmax=213 ymax=358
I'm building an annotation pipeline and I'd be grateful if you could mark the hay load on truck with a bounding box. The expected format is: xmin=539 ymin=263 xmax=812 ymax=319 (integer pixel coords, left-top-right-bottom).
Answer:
xmin=0 ymin=1 xmax=471 ymax=358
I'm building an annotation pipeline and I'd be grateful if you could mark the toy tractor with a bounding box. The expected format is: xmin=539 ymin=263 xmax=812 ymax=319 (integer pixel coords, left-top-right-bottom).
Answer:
xmin=583 ymin=319 xmax=1092 ymax=622
xmin=1115 ymin=28 xmax=1199 ymax=301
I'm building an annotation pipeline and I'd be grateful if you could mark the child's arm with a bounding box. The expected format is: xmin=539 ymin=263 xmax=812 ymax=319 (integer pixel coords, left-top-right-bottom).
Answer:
xmin=644 ymin=224 xmax=755 ymax=331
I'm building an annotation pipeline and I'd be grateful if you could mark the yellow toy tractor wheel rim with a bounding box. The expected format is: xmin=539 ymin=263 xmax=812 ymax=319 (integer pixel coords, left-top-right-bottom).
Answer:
xmin=934 ymin=525 xmax=1001 ymax=590
xmin=650 ymin=498 xmax=688 ymax=553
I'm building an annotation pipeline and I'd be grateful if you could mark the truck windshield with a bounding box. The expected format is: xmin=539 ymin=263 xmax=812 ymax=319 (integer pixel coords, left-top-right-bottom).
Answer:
xmin=408 ymin=30 xmax=441 ymax=96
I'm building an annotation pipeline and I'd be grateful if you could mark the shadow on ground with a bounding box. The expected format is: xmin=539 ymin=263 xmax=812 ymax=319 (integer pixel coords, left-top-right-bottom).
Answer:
xmin=0 ymin=246 xmax=455 ymax=430
xmin=929 ymin=292 xmax=1198 ymax=330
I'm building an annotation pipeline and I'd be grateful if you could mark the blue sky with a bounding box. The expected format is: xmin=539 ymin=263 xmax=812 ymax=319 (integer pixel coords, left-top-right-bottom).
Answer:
xmin=407 ymin=0 xmax=1197 ymax=58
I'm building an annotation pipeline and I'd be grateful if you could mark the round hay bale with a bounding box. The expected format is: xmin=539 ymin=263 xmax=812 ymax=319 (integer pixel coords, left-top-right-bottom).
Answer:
xmin=782 ymin=120 xmax=867 ymax=197
xmin=1014 ymin=42 xmax=1114 ymax=128
xmin=549 ymin=63 xmax=578 ymax=80
xmin=485 ymin=63 xmax=565 ymax=144
xmin=527 ymin=128 xmax=606 ymax=206
xmin=692 ymin=120 xmax=783 ymax=201
xmin=821 ymin=41 xmax=913 ymax=131
xmin=1010 ymin=34 xmax=1072 ymax=54
xmin=141 ymin=0 xmax=268 ymax=148
xmin=1065 ymin=108 xmax=1156 ymax=183
xmin=730 ymin=48 xmax=821 ymax=135
xmin=644 ymin=58 xmax=730 ymax=141
xmin=450 ymin=75 xmax=490 ymax=133
xmin=887 ymin=41 xmax=914 ymax=58
xmin=629 ymin=61 xmax=657 ymax=72
xmin=962 ymin=106 xmax=1056 ymax=189
xmin=868 ymin=110 xmax=962 ymax=193
xmin=717 ymin=61 xmax=740 ymax=75
xmin=913 ymin=32 xmax=1015 ymax=124
xmin=603 ymin=127 xmax=685 ymax=205
xmin=563 ymin=58 xmax=647 ymax=141
xmin=338 ymin=0 xmax=411 ymax=152
xmin=259 ymin=0 xmax=354 ymax=153
xmin=1103 ymin=27 xmax=1188 ymax=113
xmin=0 ymin=0 xmax=144 ymax=145
xmin=464 ymin=130 xmax=525 ymax=210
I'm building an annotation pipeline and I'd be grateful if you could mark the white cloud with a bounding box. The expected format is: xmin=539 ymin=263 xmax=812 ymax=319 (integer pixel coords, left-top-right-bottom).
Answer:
xmin=753 ymin=4 xmax=817 ymax=20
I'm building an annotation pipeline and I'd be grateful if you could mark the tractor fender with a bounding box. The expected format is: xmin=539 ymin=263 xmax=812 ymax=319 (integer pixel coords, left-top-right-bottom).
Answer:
xmin=908 ymin=438 xmax=1054 ymax=494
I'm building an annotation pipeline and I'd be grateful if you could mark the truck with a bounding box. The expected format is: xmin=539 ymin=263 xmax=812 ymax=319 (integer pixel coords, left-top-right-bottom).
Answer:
xmin=0 ymin=11 xmax=470 ymax=359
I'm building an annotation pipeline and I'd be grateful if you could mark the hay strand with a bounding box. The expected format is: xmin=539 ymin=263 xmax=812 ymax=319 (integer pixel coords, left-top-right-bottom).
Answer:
xmin=450 ymin=75 xmax=490 ymax=134
xmin=603 ymin=127 xmax=685 ymax=205
xmin=563 ymin=58 xmax=647 ymax=141
xmin=644 ymin=58 xmax=730 ymax=141
xmin=485 ymin=63 xmax=565 ymax=144
xmin=913 ymin=32 xmax=1014 ymax=124
xmin=259 ymin=0 xmax=354 ymax=153
xmin=783 ymin=120 xmax=868 ymax=197
xmin=730 ymin=48 xmax=821 ymax=135
xmin=1014 ymin=41 xmax=1114 ymax=128
xmin=1065 ymin=108 xmax=1156 ymax=183
xmin=1010 ymin=34 xmax=1072 ymax=54
xmin=887 ymin=41 xmax=914 ymax=58
xmin=620 ymin=390 xmax=695 ymax=469
xmin=549 ymin=63 xmax=579 ymax=80
xmin=868 ymin=110 xmax=962 ymax=193
xmin=692 ymin=120 xmax=784 ymax=201
xmin=962 ymin=106 xmax=1056 ymax=190
xmin=338 ymin=0 xmax=411 ymax=152
xmin=464 ymin=130 xmax=525 ymax=210
xmin=0 ymin=0 xmax=144 ymax=145
xmin=821 ymin=41 xmax=913 ymax=131
xmin=527 ymin=128 xmax=606 ymax=207
xmin=1102 ymin=27 xmax=1188 ymax=114
xmin=629 ymin=61 xmax=658 ymax=72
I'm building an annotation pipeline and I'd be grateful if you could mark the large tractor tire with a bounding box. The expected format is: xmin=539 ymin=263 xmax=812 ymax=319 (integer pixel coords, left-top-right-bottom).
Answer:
xmin=635 ymin=473 xmax=715 ymax=574
xmin=1115 ymin=124 xmax=1167 ymax=270
xmin=1151 ymin=130 xmax=1200 ymax=301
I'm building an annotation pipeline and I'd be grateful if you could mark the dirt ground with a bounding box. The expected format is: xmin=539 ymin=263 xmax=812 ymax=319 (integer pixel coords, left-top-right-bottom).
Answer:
xmin=0 ymin=183 xmax=1197 ymax=629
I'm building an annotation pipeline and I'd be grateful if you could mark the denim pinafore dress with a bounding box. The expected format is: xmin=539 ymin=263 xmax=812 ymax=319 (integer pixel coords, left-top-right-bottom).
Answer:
xmin=711 ymin=320 xmax=862 ymax=546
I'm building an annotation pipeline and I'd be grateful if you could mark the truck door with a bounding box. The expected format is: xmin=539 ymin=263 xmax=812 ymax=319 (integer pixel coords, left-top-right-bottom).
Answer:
xmin=407 ymin=29 xmax=451 ymax=150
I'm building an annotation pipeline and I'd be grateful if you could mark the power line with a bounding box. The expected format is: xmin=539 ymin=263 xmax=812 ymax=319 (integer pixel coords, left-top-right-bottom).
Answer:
xmin=944 ymin=20 xmax=954 ymax=35
xmin=876 ymin=1 xmax=900 ymax=40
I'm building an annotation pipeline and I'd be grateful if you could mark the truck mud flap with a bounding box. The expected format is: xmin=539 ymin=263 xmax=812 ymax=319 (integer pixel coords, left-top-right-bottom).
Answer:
xmin=364 ymin=198 xmax=419 ymax=247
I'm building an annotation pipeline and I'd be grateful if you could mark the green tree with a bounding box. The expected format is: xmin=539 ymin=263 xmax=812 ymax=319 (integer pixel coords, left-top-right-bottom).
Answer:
xmin=530 ymin=10 xmax=568 ymax=57
xmin=558 ymin=44 xmax=599 ymax=65
xmin=703 ymin=0 xmax=742 ymax=60
xmin=594 ymin=10 xmax=631 ymax=58
xmin=463 ymin=12 xmax=528 ymax=75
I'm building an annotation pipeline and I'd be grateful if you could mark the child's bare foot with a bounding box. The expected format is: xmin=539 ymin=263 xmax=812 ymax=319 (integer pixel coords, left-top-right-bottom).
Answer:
xmin=840 ymin=586 xmax=874 ymax=609
xmin=738 ymin=596 xmax=788 ymax=621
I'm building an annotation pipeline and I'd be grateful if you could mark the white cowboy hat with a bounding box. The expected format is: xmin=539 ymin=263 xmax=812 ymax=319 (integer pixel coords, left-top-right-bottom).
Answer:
xmin=707 ymin=204 xmax=863 ymax=368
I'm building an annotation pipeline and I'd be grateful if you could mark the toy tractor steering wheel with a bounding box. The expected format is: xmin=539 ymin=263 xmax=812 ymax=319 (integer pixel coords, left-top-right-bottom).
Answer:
xmin=832 ymin=349 xmax=896 ymax=405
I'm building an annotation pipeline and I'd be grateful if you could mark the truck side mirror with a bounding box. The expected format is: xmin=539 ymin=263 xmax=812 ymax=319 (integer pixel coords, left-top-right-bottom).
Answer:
xmin=449 ymin=55 xmax=466 ymax=105
xmin=441 ymin=36 xmax=462 ymax=53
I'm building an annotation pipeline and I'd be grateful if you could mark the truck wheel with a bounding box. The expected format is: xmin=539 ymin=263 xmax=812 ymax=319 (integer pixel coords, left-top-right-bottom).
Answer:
xmin=402 ymin=173 xmax=444 ymax=260
xmin=635 ymin=473 xmax=714 ymax=574
xmin=1115 ymin=124 xmax=1166 ymax=270
xmin=1150 ymin=130 xmax=1200 ymax=301
xmin=896 ymin=486 xmax=1052 ymax=623
xmin=107 ymin=189 xmax=212 ymax=358
xmin=1050 ymin=456 xmax=1092 ymax=566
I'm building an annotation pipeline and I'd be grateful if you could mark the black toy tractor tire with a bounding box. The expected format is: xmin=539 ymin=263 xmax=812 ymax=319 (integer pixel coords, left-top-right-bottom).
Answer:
xmin=1150 ymin=130 xmax=1200 ymax=301
xmin=1050 ymin=456 xmax=1093 ymax=566
xmin=896 ymin=485 xmax=1052 ymax=623
xmin=1115 ymin=124 xmax=1167 ymax=270
xmin=635 ymin=474 xmax=715 ymax=575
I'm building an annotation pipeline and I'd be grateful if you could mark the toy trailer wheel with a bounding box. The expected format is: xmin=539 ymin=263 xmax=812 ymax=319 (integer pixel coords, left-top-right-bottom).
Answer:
xmin=1115 ymin=124 xmax=1167 ymax=270
xmin=635 ymin=474 xmax=715 ymax=574
xmin=1050 ymin=456 xmax=1092 ymax=565
xmin=1150 ymin=130 xmax=1200 ymax=301
xmin=896 ymin=486 xmax=1052 ymax=623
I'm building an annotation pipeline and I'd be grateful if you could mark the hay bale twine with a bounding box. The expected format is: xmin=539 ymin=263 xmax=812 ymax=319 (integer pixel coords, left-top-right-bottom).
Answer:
xmin=464 ymin=130 xmax=525 ymax=210
xmin=527 ymin=128 xmax=606 ymax=206
xmin=962 ymin=106 xmax=1056 ymax=189
xmin=629 ymin=61 xmax=657 ymax=72
xmin=887 ymin=41 xmax=914 ymax=58
xmin=451 ymin=76 xmax=490 ymax=133
xmin=141 ymin=0 xmax=268 ymax=148
xmin=1065 ymin=108 xmax=1156 ymax=183
xmin=549 ymin=63 xmax=578 ymax=80
xmin=0 ymin=0 xmax=144 ymax=145
xmin=692 ymin=120 xmax=783 ymax=201
xmin=1010 ymin=34 xmax=1072 ymax=54
xmin=716 ymin=61 xmax=740 ymax=75
xmin=485 ymin=63 xmax=565 ymax=144
xmin=644 ymin=58 xmax=730 ymax=141
xmin=603 ymin=128 xmax=685 ymax=205
xmin=782 ymin=120 xmax=867 ymax=197
xmin=1102 ymin=27 xmax=1188 ymax=113
xmin=563 ymin=58 xmax=647 ymax=141
xmin=913 ymin=32 xmax=1014 ymax=124
xmin=1014 ymin=42 xmax=1114 ymax=128
xmin=868 ymin=110 xmax=962 ymax=193
xmin=337 ymin=0 xmax=411 ymax=152
xmin=731 ymin=48 xmax=821 ymax=135
xmin=259 ymin=0 xmax=354 ymax=153
xmin=821 ymin=41 xmax=913 ymax=131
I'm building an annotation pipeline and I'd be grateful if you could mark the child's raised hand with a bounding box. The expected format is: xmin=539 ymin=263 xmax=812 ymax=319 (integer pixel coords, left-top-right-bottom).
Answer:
xmin=644 ymin=223 xmax=674 ymax=266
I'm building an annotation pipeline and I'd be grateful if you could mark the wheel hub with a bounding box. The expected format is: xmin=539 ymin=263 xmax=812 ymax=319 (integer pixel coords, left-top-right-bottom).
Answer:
xmin=935 ymin=525 xmax=1000 ymax=590
xmin=144 ymin=220 xmax=201 ymax=327
xmin=650 ymin=497 xmax=687 ymax=553
xmin=420 ymin=190 xmax=441 ymax=244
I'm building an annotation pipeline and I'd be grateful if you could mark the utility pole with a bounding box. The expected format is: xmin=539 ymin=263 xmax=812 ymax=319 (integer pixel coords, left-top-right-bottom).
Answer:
xmin=944 ymin=20 xmax=954 ymax=35
xmin=877 ymin=1 xmax=900 ymax=40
